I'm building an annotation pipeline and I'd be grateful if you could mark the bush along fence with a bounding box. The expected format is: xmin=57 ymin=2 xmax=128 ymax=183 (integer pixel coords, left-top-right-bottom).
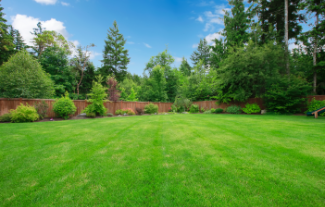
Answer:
xmin=1 ymin=95 xmax=325 ymax=117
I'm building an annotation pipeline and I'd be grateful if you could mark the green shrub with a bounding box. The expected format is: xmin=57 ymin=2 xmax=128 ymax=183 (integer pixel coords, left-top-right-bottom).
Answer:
xmin=215 ymin=108 xmax=223 ymax=113
xmin=121 ymin=108 xmax=136 ymax=115
xmin=86 ymin=112 xmax=96 ymax=118
xmin=210 ymin=108 xmax=216 ymax=113
xmin=115 ymin=109 xmax=123 ymax=115
xmin=144 ymin=103 xmax=158 ymax=114
xmin=177 ymin=106 xmax=185 ymax=112
xmin=242 ymin=103 xmax=261 ymax=114
xmin=0 ymin=113 xmax=12 ymax=122
xmin=52 ymin=91 xmax=77 ymax=119
xmin=306 ymin=98 xmax=325 ymax=116
xmin=83 ymin=75 xmax=108 ymax=116
xmin=10 ymin=103 xmax=39 ymax=123
xmin=34 ymin=100 xmax=49 ymax=120
xmin=107 ymin=113 xmax=113 ymax=117
xmin=226 ymin=105 xmax=241 ymax=114
xmin=171 ymin=104 xmax=177 ymax=112
xmin=200 ymin=107 xmax=205 ymax=113
xmin=189 ymin=104 xmax=199 ymax=113
xmin=263 ymin=76 xmax=311 ymax=114
xmin=203 ymin=110 xmax=212 ymax=114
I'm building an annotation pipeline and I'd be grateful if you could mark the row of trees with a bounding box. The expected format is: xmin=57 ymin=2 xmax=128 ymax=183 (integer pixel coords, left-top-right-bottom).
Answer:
xmin=0 ymin=0 xmax=325 ymax=112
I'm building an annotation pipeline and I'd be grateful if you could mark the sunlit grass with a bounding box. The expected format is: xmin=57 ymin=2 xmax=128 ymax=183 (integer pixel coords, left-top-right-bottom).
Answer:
xmin=0 ymin=114 xmax=324 ymax=206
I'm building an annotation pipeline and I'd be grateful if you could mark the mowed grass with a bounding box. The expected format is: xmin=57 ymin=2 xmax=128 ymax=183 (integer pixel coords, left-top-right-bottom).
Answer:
xmin=0 ymin=114 xmax=325 ymax=206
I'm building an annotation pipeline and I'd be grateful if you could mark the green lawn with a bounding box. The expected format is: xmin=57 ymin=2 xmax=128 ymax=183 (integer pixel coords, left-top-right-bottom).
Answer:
xmin=0 ymin=114 xmax=325 ymax=206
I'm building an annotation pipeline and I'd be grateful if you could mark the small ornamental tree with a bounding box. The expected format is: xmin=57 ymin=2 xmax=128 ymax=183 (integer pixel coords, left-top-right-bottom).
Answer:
xmin=83 ymin=75 xmax=108 ymax=116
xmin=107 ymin=76 xmax=120 ymax=102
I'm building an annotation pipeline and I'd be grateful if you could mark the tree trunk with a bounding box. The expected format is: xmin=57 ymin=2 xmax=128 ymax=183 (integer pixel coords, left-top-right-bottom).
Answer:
xmin=77 ymin=69 xmax=84 ymax=95
xmin=313 ymin=13 xmax=319 ymax=94
xmin=285 ymin=0 xmax=290 ymax=79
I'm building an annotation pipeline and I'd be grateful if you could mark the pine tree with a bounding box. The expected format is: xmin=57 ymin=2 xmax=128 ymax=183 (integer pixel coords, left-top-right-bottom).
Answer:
xmin=190 ymin=38 xmax=210 ymax=68
xmin=299 ymin=0 xmax=325 ymax=94
xmin=179 ymin=57 xmax=192 ymax=76
xmin=266 ymin=0 xmax=304 ymax=44
xmin=209 ymin=38 xmax=227 ymax=69
xmin=13 ymin=29 xmax=25 ymax=50
xmin=0 ymin=0 xmax=15 ymax=65
xmin=222 ymin=0 xmax=250 ymax=48
xmin=100 ymin=21 xmax=130 ymax=82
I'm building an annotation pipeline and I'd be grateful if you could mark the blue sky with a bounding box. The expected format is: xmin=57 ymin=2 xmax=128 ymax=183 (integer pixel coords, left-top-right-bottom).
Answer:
xmin=2 ymin=0 xmax=311 ymax=75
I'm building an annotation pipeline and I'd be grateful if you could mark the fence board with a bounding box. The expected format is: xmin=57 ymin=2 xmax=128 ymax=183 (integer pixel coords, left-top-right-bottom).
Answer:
xmin=1 ymin=96 xmax=325 ymax=117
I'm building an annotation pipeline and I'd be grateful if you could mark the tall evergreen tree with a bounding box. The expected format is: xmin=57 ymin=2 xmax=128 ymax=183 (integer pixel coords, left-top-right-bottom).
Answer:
xmin=222 ymin=0 xmax=250 ymax=48
xmin=299 ymin=0 xmax=325 ymax=94
xmin=100 ymin=20 xmax=130 ymax=82
xmin=0 ymin=0 xmax=15 ymax=65
xmin=190 ymin=38 xmax=210 ymax=67
xmin=266 ymin=0 xmax=304 ymax=44
xmin=209 ymin=38 xmax=227 ymax=69
xmin=179 ymin=57 xmax=192 ymax=76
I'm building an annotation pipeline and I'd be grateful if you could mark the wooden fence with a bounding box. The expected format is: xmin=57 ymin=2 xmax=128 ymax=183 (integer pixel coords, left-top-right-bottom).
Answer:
xmin=1 ymin=95 xmax=325 ymax=117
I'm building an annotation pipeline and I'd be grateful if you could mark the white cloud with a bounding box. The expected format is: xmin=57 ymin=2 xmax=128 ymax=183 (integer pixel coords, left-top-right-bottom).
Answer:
xmin=201 ymin=5 xmax=227 ymax=32
xmin=196 ymin=16 xmax=204 ymax=22
xmin=88 ymin=51 xmax=101 ymax=60
xmin=61 ymin=2 xmax=70 ymax=6
xmin=192 ymin=44 xmax=198 ymax=48
xmin=174 ymin=57 xmax=183 ymax=63
xmin=144 ymin=43 xmax=152 ymax=48
xmin=11 ymin=14 xmax=69 ymax=45
xmin=205 ymin=32 xmax=222 ymax=45
xmin=34 ymin=0 xmax=57 ymax=5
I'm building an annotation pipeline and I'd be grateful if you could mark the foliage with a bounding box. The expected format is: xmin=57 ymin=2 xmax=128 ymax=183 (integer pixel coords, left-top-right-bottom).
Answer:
xmin=306 ymin=97 xmax=325 ymax=116
xmin=263 ymin=76 xmax=311 ymax=114
xmin=107 ymin=76 xmax=120 ymax=102
xmin=115 ymin=109 xmax=123 ymax=115
xmin=70 ymin=44 xmax=95 ymax=95
xmin=138 ymin=65 xmax=168 ymax=102
xmin=200 ymin=107 xmax=206 ymax=113
xmin=86 ymin=112 xmax=96 ymax=118
xmin=222 ymin=0 xmax=250 ymax=48
xmin=10 ymin=103 xmax=39 ymax=123
xmin=99 ymin=20 xmax=130 ymax=82
xmin=174 ymin=96 xmax=192 ymax=111
xmin=144 ymin=103 xmax=158 ymax=114
xmin=210 ymin=108 xmax=216 ymax=113
xmin=0 ymin=1 xmax=15 ymax=65
xmin=242 ymin=103 xmax=261 ymax=114
xmin=122 ymin=108 xmax=136 ymax=115
xmin=52 ymin=92 xmax=77 ymax=119
xmin=0 ymin=50 xmax=55 ymax=98
xmin=171 ymin=104 xmax=178 ymax=112
xmin=0 ymin=113 xmax=11 ymax=122
xmin=189 ymin=104 xmax=199 ymax=113
xmin=144 ymin=49 xmax=174 ymax=74
xmin=83 ymin=75 xmax=108 ymax=116
xmin=216 ymin=42 xmax=285 ymax=103
xmin=203 ymin=110 xmax=212 ymax=114
xmin=34 ymin=100 xmax=49 ymax=120
xmin=107 ymin=113 xmax=113 ymax=116
xmin=215 ymin=108 xmax=224 ymax=113
xmin=39 ymin=46 xmax=75 ymax=97
xmin=136 ymin=107 xmax=144 ymax=115
xmin=179 ymin=57 xmax=191 ymax=76
xmin=226 ymin=105 xmax=242 ymax=114
xmin=191 ymin=38 xmax=210 ymax=67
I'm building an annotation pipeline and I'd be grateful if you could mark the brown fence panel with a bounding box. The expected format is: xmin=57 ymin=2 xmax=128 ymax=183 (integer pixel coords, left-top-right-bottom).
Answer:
xmin=1 ymin=95 xmax=325 ymax=117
